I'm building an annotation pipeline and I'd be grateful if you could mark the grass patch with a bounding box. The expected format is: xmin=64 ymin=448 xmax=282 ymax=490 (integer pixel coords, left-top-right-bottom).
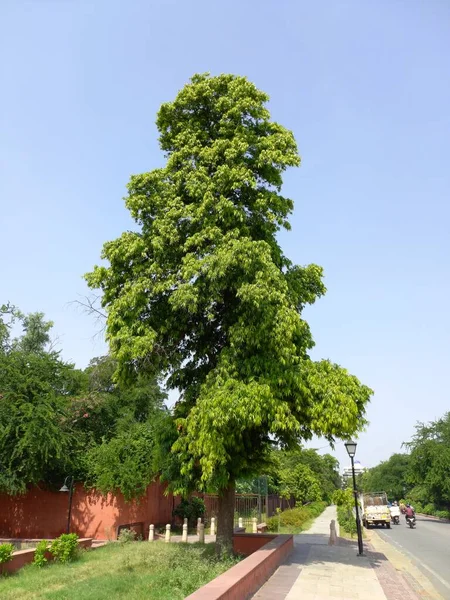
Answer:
xmin=0 ymin=541 xmax=240 ymax=600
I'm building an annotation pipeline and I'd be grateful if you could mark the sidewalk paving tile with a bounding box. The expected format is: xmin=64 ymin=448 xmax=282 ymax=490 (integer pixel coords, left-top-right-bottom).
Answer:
xmin=251 ymin=505 xmax=429 ymax=600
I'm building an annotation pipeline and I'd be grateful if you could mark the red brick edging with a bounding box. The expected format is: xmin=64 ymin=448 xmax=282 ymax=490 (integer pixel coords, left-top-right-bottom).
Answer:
xmin=185 ymin=534 xmax=293 ymax=600
xmin=1 ymin=538 xmax=93 ymax=574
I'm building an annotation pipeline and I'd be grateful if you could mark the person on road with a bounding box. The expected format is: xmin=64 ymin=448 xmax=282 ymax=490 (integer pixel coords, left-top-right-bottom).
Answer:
xmin=405 ymin=504 xmax=415 ymax=519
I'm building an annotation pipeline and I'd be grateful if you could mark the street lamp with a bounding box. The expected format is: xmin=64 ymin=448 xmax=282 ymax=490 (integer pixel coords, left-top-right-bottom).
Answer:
xmin=59 ymin=476 xmax=74 ymax=534
xmin=345 ymin=440 xmax=364 ymax=556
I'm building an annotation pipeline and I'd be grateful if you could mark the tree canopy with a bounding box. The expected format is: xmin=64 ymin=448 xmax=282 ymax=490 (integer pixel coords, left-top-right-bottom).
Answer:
xmin=360 ymin=412 xmax=450 ymax=515
xmin=0 ymin=307 xmax=167 ymax=497
xmin=86 ymin=73 xmax=372 ymax=551
xmin=406 ymin=412 xmax=450 ymax=507
xmin=360 ymin=453 xmax=411 ymax=500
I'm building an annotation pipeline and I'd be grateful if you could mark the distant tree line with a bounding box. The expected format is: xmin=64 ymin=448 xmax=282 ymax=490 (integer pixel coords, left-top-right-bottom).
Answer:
xmin=360 ymin=413 xmax=450 ymax=517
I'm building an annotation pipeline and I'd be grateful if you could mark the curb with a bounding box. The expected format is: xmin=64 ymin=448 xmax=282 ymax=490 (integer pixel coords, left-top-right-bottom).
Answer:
xmin=416 ymin=513 xmax=450 ymax=524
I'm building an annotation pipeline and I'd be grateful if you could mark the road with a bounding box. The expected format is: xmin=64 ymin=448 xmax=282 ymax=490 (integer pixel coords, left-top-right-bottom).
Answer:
xmin=376 ymin=515 xmax=450 ymax=599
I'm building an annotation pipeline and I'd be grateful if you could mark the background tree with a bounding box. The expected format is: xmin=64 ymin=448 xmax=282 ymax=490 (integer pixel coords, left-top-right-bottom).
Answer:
xmin=0 ymin=306 xmax=168 ymax=496
xmin=0 ymin=311 xmax=84 ymax=493
xmin=405 ymin=413 xmax=450 ymax=508
xmin=278 ymin=463 xmax=322 ymax=504
xmin=86 ymin=73 xmax=372 ymax=553
xmin=360 ymin=453 xmax=411 ymax=500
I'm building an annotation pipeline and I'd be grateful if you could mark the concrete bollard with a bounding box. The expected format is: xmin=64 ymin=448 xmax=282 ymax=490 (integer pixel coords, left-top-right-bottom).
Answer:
xmin=199 ymin=523 xmax=205 ymax=543
xmin=182 ymin=523 xmax=188 ymax=543
xmin=329 ymin=519 xmax=337 ymax=546
xmin=210 ymin=517 xmax=216 ymax=536
xmin=197 ymin=517 xmax=202 ymax=535
xmin=238 ymin=517 xmax=243 ymax=528
xmin=165 ymin=524 xmax=171 ymax=543
xmin=252 ymin=517 xmax=257 ymax=533
xmin=148 ymin=524 xmax=154 ymax=542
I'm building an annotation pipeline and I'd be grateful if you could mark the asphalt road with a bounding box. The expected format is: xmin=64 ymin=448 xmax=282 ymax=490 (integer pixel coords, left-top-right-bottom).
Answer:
xmin=376 ymin=515 xmax=450 ymax=599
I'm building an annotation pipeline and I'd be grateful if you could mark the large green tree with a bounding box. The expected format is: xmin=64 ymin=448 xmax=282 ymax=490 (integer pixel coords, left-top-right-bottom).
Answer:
xmin=360 ymin=453 xmax=411 ymax=500
xmin=405 ymin=413 xmax=450 ymax=507
xmin=86 ymin=73 xmax=372 ymax=553
xmin=0 ymin=309 xmax=86 ymax=493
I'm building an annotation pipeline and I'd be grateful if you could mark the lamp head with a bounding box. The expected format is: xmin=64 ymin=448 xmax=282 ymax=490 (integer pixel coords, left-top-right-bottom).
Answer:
xmin=345 ymin=440 xmax=357 ymax=458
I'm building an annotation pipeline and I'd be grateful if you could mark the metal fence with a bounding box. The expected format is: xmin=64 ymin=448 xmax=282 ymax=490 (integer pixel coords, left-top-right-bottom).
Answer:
xmin=203 ymin=493 xmax=296 ymax=529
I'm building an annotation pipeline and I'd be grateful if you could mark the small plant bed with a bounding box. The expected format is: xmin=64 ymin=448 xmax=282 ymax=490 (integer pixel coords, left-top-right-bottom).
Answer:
xmin=267 ymin=501 xmax=327 ymax=534
xmin=0 ymin=541 xmax=240 ymax=599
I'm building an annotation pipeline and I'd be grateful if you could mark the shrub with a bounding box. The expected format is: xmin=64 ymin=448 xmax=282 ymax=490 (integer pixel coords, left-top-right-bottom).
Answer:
xmin=50 ymin=533 xmax=79 ymax=564
xmin=267 ymin=501 xmax=326 ymax=532
xmin=173 ymin=497 xmax=206 ymax=527
xmin=118 ymin=528 xmax=138 ymax=544
xmin=337 ymin=506 xmax=357 ymax=536
xmin=0 ymin=543 xmax=14 ymax=569
xmin=433 ymin=510 xmax=450 ymax=520
xmin=33 ymin=540 xmax=49 ymax=568
xmin=423 ymin=503 xmax=435 ymax=515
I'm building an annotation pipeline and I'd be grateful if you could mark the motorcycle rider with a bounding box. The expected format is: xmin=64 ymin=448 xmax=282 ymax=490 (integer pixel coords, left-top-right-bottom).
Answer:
xmin=405 ymin=504 xmax=415 ymax=521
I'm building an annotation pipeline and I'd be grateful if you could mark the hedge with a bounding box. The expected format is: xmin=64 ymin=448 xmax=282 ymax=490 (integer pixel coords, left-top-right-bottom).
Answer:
xmin=267 ymin=501 xmax=327 ymax=533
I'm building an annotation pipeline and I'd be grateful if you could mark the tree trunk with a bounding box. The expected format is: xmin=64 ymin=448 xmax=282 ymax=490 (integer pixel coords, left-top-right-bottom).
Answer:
xmin=215 ymin=481 xmax=236 ymax=556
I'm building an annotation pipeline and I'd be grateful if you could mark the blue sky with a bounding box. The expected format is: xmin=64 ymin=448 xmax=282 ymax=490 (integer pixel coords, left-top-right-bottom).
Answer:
xmin=2 ymin=0 xmax=449 ymax=470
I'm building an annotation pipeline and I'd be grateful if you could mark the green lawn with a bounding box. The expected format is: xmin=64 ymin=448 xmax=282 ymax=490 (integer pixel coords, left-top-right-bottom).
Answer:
xmin=0 ymin=541 xmax=240 ymax=600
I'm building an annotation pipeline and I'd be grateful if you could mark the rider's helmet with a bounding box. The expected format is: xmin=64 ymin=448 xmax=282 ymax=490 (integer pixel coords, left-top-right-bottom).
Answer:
xmin=406 ymin=503 xmax=410 ymax=507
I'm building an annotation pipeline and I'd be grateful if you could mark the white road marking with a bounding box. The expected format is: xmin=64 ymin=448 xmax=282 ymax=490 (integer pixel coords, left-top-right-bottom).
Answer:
xmin=380 ymin=531 xmax=450 ymax=592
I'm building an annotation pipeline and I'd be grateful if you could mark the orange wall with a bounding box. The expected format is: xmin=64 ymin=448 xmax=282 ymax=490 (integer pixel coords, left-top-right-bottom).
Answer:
xmin=0 ymin=481 xmax=176 ymax=540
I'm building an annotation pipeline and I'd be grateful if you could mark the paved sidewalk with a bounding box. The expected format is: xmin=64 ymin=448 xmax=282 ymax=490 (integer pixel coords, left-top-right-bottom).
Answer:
xmin=252 ymin=506 xmax=427 ymax=600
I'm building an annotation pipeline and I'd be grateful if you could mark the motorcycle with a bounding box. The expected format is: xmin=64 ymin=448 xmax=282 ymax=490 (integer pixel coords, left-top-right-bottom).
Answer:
xmin=389 ymin=504 xmax=401 ymax=525
xmin=406 ymin=515 xmax=416 ymax=529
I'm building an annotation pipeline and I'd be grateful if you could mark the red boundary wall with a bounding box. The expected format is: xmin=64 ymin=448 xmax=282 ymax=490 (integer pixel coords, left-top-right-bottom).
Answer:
xmin=0 ymin=482 xmax=177 ymax=540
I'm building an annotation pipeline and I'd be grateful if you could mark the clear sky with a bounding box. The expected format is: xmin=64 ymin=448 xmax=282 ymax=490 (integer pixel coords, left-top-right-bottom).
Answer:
xmin=2 ymin=0 xmax=449 ymax=471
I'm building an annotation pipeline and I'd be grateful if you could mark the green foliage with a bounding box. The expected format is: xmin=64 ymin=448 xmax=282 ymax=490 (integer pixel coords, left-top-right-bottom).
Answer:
xmin=337 ymin=506 xmax=357 ymax=536
xmin=85 ymin=73 xmax=372 ymax=507
xmin=360 ymin=453 xmax=411 ymax=500
xmin=406 ymin=412 xmax=450 ymax=507
xmin=267 ymin=447 xmax=341 ymax=503
xmin=0 ymin=539 xmax=241 ymax=599
xmin=332 ymin=488 xmax=354 ymax=510
xmin=267 ymin=501 xmax=326 ymax=533
xmin=33 ymin=540 xmax=49 ymax=568
xmin=173 ymin=497 xmax=206 ymax=526
xmin=50 ymin=533 xmax=79 ymax=564
xmin=279 ymin=463 xmax=322 ymax=504
xmin=333 ymin=488 xmax=358 ymax=535
xmin=13 ymin=312 xmax=54 ymax=353
xmin=0 ymin=349 xmax=80 ymax=493
xmin=0 ymin=542 xmax=14 ymax=565
xmin=117 ymin=528 xmax=138 ymax=544
xmin=434 ymin=510 xmax=450 ymax=519
xmin=85 ymin=420 xmax=159 ymax=501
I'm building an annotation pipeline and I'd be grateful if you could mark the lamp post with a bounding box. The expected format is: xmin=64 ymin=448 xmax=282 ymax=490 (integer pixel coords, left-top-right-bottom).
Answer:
xmin=59 ymin=476 xmax=74 ymax=534
xmin=344 ymin=440 xmax=364 ymax=556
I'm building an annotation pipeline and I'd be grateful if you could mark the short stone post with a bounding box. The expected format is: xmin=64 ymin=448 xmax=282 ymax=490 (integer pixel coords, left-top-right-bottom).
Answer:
xmin=148 ymin=524 xmax=154 ymax=542
xmin=197 ymin=517 xmax=202 ymax=535
xmin=165 ymin=524 xmax=171 ymax=543
xmin=238 ymin=517 xmax=243 ymax=528
xmin=181 ymin=523 xmax=187 ymax=542
xmin=252 ymin=517 xmax=257 ymax=533
xmin=210 ymin=517 xmax=216 ymax=536
xmin=329 ymin=519 xmax=337 ymax=546
xmin=199 ymin=523 xmax=205 ymax=543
